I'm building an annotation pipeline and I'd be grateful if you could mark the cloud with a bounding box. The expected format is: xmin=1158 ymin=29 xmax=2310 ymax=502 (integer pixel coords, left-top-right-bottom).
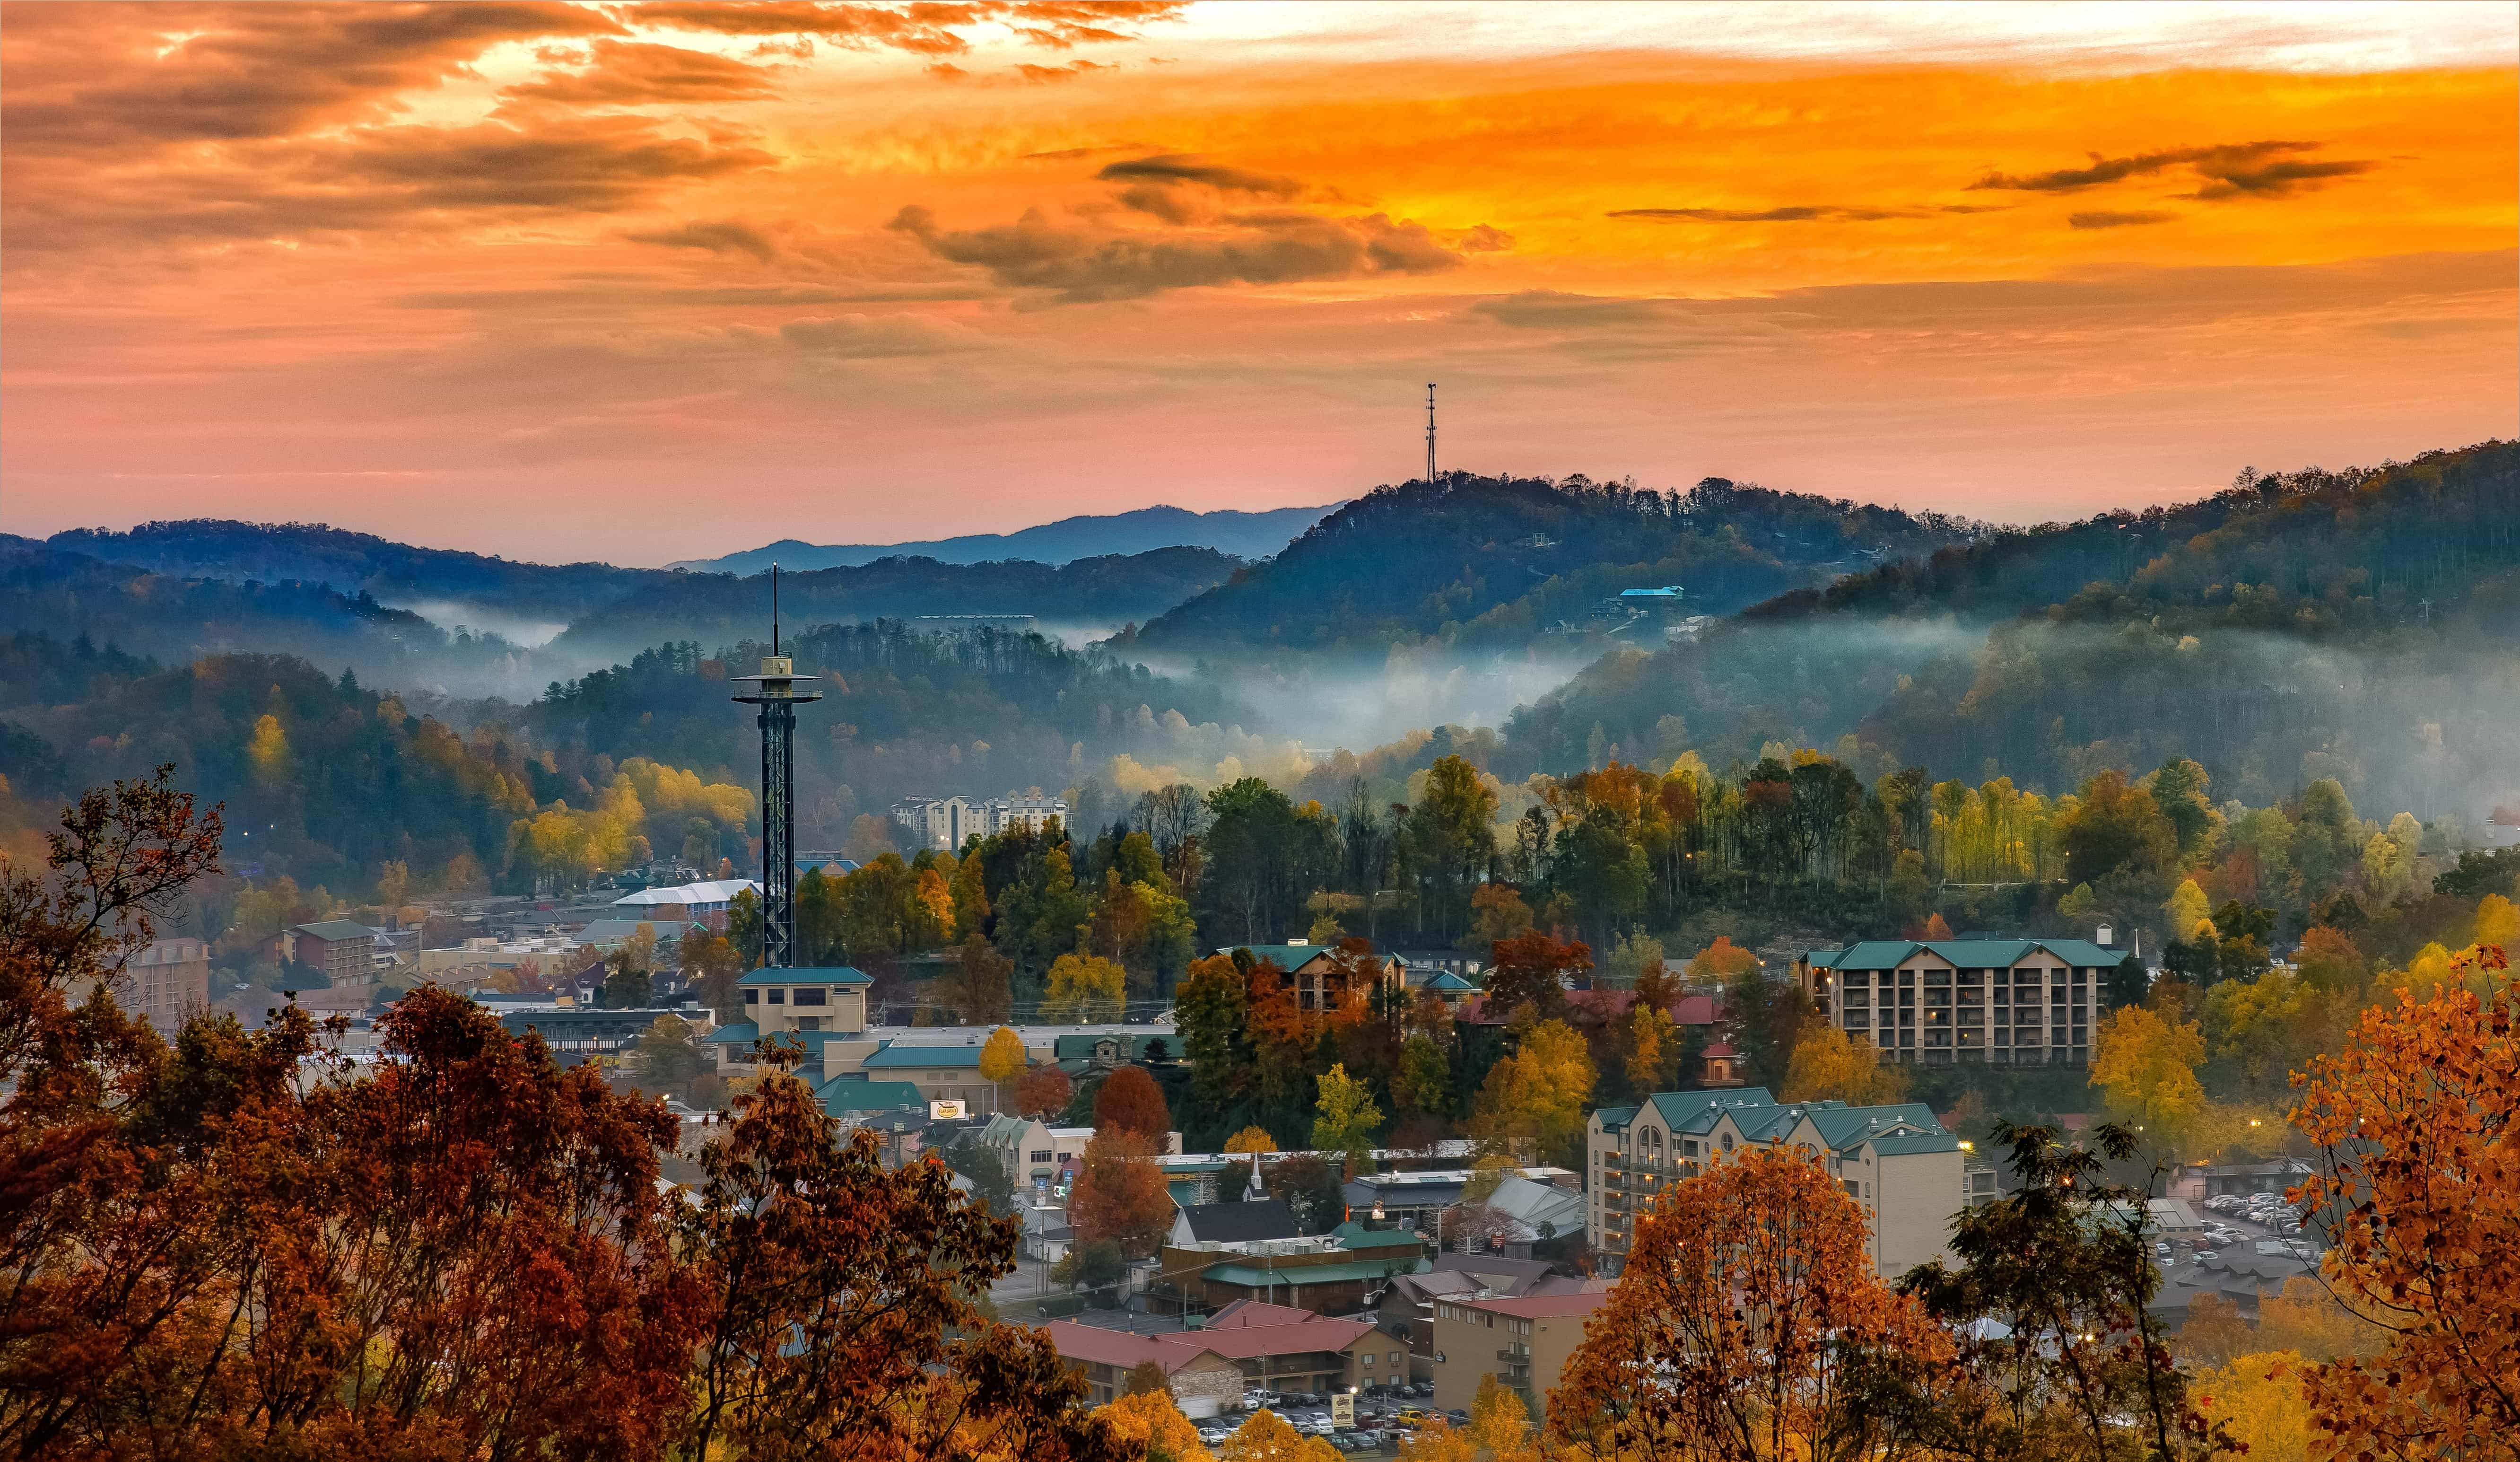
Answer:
xmin=1014 ymin=59 xmax=1115 ymax=82
xmin=1609 ymin=205 xmax=1928 ymax=223
xmin=623 ymin=219 xmax=783 ymax=258
xmin=1968 ymin=140 xmax=2371 ymax=201
xmin=2069 ymin=210 xmax=2179 ymax=230
xmin=778 ymin=313 xmax=990 ymax=357
xmin=503 ymin=40 xmax=782 ymax=107
xmin=1452 ymin=224 xmax=1514 ymax=253
xmin=1096 ymin=154 xmax=1302 ymax=197
xmin=2188 ymin=157 xmax=2376 ymax=200
xmin=1022 ymin=142 xmax=1168 ymax=160
xmin=889 ymin=202 xmax=1473 ymax=303
xmin=0 ymin=3 xmax=621 ymax=155
xmin=621 ymin=1 xmax=1187 ymax=55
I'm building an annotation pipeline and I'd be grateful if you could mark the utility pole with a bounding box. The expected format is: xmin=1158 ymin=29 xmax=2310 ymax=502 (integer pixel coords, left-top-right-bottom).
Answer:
xmin=1425 ymin=383 xmax=1437 ymax=486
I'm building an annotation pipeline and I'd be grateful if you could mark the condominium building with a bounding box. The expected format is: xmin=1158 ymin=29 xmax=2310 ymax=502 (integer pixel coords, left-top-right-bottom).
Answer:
xmin=1585 ymin=1087 xmax=1964 ymax=1279
xmin=1428 ymin=1290 xmax=1607 ymax=1425
xmin=890 ymin=794 xmax=1070 ymax=852
xmin=1794 ymin=937 xmax=2125 ymax=1067
xmin=123 ymin=937 xmax=209 ymax=1032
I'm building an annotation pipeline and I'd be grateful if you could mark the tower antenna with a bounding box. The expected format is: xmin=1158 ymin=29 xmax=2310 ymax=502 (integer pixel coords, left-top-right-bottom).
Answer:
xmin=734 ymin=563 xmax=820 ymax=969
xmin=1425 ymin=382 xmax=1437 ymax=486
xmin=772 ymin=562 xmax=780 ymax=656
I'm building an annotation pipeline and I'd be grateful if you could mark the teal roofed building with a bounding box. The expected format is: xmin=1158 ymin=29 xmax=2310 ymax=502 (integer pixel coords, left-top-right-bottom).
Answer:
xmin=1795 ymin=934 xmax=2134 ymax=1068
xmin=1586 ymin=1085 xmax=1963 ymax=1280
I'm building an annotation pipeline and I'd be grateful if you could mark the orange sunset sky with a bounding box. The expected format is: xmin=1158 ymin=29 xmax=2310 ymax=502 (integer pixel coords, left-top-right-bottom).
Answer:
xmin=2 ymin=1 xmax=2514 ymax=564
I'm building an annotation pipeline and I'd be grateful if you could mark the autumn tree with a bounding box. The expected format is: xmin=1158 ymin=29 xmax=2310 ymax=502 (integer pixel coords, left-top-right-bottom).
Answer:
xmin=938 ymin=931 xmax=1017 ymax=1024
xmin=1685 ymin=936 xmax=1757 ymax=982
xmin=1099 ymin=1388 xmax=1214 ymax=1462
xmin=1552 ymin=1147 xmax=1950 ymax=1462
xmin=2285 ymin=949 xmax=2519 ymax=1459
xmin=1224 ymin=1125 xmax=1279 ymax=1156
xmin=629 ymin=1011 xmax=712 ymax=1098
xmin=1224 ymin=1406 xmax=1341 ymax=1462
xmin=1309 ymin=1063 xmax=1384 ymax=1174
xmin=1779 ymin=1026 xmax=1910 ymax=1107
xmin=680 ymin=1056 xmax=1122 ymax=1462
xmin=979 ymin=1024 xmax=1029 ymax=1085
xmin=2089 ymin=1003 xmax=2207 ymax=1150
xmin=1069 ymin=1129 xmax=1173 ymax=1258
xmin=1483 ymin=931 xmax=1589 ymax=1022
xmin=1015 ymin=1062 xmax=1075 ymax=1119
xmin=1044 ymin=951 xmax=1128 ymax=1024
xmin=1467 ymin=1016 xmax=1596 ymax=1167
xmin=1095 ymin=1064 xmax=1172 ymax=1140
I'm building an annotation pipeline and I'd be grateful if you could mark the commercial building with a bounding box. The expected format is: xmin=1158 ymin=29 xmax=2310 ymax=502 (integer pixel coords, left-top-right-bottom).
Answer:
xmin=1158 ymin=1221 xmax=1428 ymax=1316
xmin=1794 ymin=937 xmax=2127 ymax=1067
xmin=977 ymin=1112 xmax=1096 ymax=1188
xmin=610 ymin=878 xmax=760 ymax=933
xmin=1586 ymin=1086 xmax=1964 ymax=1278
xmin=1428 ymin=1289 xmax=1608 ymax=1422
xmin=1044 ymin=1302 xmax=1395 ymax=1414
xmin=287 ymin=920 xmax=378 ymax=988
xmin=122 ymin=936 xmax=209 ymax=1032
xmin=1378 ymin=1254 xmax=1600 ymax=1383
xmin=711 ymin=1018 xmax=1178 ymax=1115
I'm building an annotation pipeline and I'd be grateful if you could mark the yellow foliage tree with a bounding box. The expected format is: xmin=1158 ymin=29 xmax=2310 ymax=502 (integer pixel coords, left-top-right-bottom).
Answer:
xmin=915 ymin=865 xmax=957 ymax=941
xmin=1779 ymin=1026 xmax=1910 ymax=1107
xmin=2165 ymin=877 xmax=2213 ymax=940
xmin=1222 ymin=1407 xmax=1338 ymax=1462
xmin=1466 ymin=1017 xmax=1595 ymax=1167
xmin=245 ymin=713 xmax=291 ymax=787
xmin=2088 ymin=1004 xmax=2207 ymax=1147
xmin=1685 ymin=937 xmax=1756 ymax=982
xmin=978 ymin=1025 xmax=1027 ymax=1085
xmin=2475 ymin=893 xmax=2520 ymax=951
xmin=1095 ymin=1390 xmax=1214 ymax=1462
xmin=2191 ymin=1351 xmax=2314 ymax=1462
xmin=1466 ymin=1374 xmax=1539 ymax=1462
xmin=1223 ymin=1126 xmax=1278 ymax=1156
xmin=1042 ymin=952 xmax=1126 ymax=1024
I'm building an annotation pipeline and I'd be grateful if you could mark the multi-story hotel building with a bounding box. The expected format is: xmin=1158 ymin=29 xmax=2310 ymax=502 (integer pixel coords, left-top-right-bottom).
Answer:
xmin=1585 ymin=1086 xmax=1965 ymax=1279
xmin=1794 ymin=937 xmax=2125 ymax=1067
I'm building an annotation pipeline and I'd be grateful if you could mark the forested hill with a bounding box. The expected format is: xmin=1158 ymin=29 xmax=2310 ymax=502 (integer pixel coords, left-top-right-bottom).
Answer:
xmin=0 ymin=539 xmax=533 ymax=686
xmin=675 ymin=502 xmax=1339 ymax=574
xmin=1125 ymin=473 xmax=1974 ymax=657
xmin=44 ymin=519 xmax=670 ymax=622
xmin=1503 ymin=441 xmax=2520 ymax=821
xmin=549 ymin=546 xmax=1239 ymax=653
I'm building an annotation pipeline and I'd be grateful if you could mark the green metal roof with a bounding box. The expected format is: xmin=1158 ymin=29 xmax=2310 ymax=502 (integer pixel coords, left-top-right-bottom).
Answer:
xmin=1201 ymin=1258 xmax=1428 ymax=1288
xmin=704 ymin=1021 xmax=760 ymax=1045
xmin=1870 ymin=1132 xmax=1964 ymax=1156
xmin=1331 ymin=1222 xmax=1427 ymax=1252
xmin=737 ymin=966 xmax=872 ymax=988
xmin=821 ymin=1079 xmax=924 ymax=1115
xmin=1593 ymin=1104 xmax=1640 ymax=1132
xmin=1644 ymin=1087 xmax=1778 ymax=1134
xmin=293 ymin=919 xmax=375 ymax=941
xmin=863 ymin=1043 xmax=985 ymax=1069
xmin=1168 ymin=1179 xmax=1203 ymax=1209
xmin=1806 ymin=939 xmax=2127 ymax=972
xmin=1420 ymin=972 xmax=1478 ymax=992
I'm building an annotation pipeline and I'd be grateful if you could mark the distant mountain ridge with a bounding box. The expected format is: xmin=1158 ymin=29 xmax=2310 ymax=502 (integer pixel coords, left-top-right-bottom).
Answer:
xmin=671 ymin=502 xmax=1340 ymax=574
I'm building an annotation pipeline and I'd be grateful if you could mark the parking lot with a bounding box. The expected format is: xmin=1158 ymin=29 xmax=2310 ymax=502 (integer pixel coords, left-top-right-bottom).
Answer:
xmin=2156 ymin=1191 xmax=2322 ymax=1274
xmin=1193 ymin=1385 xmax=1470 ymax=1455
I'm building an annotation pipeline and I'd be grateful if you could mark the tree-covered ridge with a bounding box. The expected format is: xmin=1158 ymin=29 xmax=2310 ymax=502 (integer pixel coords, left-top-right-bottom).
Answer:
xmin=1127 ymin=473 xmax=1976 ymax=655
xmin=44 ymin=517 xmax=671 ymax=619
xmin=1752 ymin=439 xmax=2516 ymax=622
xmin=0 ymin=539 xmax=532 ymax=685
xmin=1506 ymin=442 xmax=2520 ymax=818
xmin=550 ymin=545 xmax=1240 ymax=652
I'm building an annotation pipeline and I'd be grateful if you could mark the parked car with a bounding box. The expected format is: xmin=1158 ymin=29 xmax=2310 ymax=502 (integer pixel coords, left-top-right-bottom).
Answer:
xmin=1445 ymin=1410 xmax=1471 ymax=1427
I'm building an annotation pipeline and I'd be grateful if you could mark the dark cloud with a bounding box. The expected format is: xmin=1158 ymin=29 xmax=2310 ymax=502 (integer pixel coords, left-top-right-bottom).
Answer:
xmin=1097 ymin=154 xmax=1301 ymax=197
xmin=2069 ymin=210 xmax=2179 ymax=230
xmin=1022 ymin=142 xmax=1168 ymax=160
xmin=2188 ymin=157 xmax=2376 ymax=199
xmin=621 ymin=1 xmax=1186 ymax=55
xmin=1967 ymin=140 xmax=2369 ymax=201
xmin=1609 ymin=205 xmax=1927 ymax=223
xmin=1 ymin=3 xmax=621 ymax=154
xmin=503 ymin=40 xmax=781 ymax=107
xmin=623 ymin=219 xmax=783 ymax=258
xmin=889 ymin=202 xmax=1472 ymax=303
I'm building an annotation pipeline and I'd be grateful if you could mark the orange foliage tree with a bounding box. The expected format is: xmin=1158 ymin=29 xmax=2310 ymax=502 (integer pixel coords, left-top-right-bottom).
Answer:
xmin=2286 ymin=945 xmax=2518 ymax=1458
xmin=1094 ymin=1064 xmax=1173 ymax=1140
xmin=1551 ymin=1146 xmax=1949 ymax=1462
xmin=1015 ymin=1061 xmax=1075 ymax=1119
xmin=1068 ymin=1129 xmax=1173 ymax=1258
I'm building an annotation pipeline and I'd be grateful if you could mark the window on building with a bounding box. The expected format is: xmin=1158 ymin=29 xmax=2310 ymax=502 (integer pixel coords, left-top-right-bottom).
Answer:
xmin=1361 ymin=1354 xmax=1374 ymax=1368
xmin=767 ymin=989 xmax=785 ymax=1005
xmin=744 ymin=989 xmax=759 ymax=1006
xmin=1031 ymin=1149 xmax=1053 ymax=1164
xmin=796 ymin=1017 xmax=822 ymax=1032
xmin=794 ymin=988 xmax=827 ymax=1007
xmin=1719 ymin=1134 xmax=1734 ymax=1152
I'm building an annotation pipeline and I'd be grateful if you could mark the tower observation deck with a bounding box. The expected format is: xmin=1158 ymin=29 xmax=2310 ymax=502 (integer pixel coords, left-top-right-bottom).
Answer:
xmin=731 ymin=566 xmax=820 ymax=970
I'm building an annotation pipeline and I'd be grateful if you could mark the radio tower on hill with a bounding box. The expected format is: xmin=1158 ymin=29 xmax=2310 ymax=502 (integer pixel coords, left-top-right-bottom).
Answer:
xmin=1425 ymin=382 xmax=1438 ymax=486
xmin=732 ymin=564 xmax=820 ymax=969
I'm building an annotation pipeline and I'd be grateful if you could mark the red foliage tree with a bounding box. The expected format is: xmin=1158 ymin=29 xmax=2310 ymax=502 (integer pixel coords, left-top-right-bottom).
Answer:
xmin=1483 ymin=932 xmax=1590 ymax=1021
xmin=1015 ymin=1061 xmax=1075 ymax=1118
xmin=1093 ymin=1064 xmax=1171 ymax=1139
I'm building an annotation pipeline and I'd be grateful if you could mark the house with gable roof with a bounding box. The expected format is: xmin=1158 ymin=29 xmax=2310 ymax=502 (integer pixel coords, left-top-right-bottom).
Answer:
xmin=1795 ymin=935 xmax=2128 ymax=1067
xmin=1587 ymin=1086 xmax=1964 ymax=1278
xmin=1222 ymin=941 xmax=1409 ymax=1011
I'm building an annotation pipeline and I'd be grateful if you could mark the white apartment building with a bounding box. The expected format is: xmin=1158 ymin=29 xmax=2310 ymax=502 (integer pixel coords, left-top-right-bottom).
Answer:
xmin=890 ymin=794 xmax=1070 ymax=852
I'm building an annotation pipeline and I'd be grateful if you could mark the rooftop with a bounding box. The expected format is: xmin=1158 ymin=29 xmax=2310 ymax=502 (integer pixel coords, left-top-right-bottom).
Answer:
xmin=292 ymin=919 xmax=375 ymax=941
xmin=1804 ymin=937 xmax=2128 ymax=972
xmin=736 ymin=965 xmax=872 ymax=988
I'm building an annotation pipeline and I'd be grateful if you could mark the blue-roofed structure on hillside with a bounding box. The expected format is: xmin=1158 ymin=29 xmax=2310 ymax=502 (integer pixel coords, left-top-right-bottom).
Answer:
xmin=1794 ymin=933 xmax=2134 ymax=1069
xmin=1585 ymin=1085 xmax=1964 ymax=1281
xmin=711 ymin=966 xmax=872 ymax=1077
